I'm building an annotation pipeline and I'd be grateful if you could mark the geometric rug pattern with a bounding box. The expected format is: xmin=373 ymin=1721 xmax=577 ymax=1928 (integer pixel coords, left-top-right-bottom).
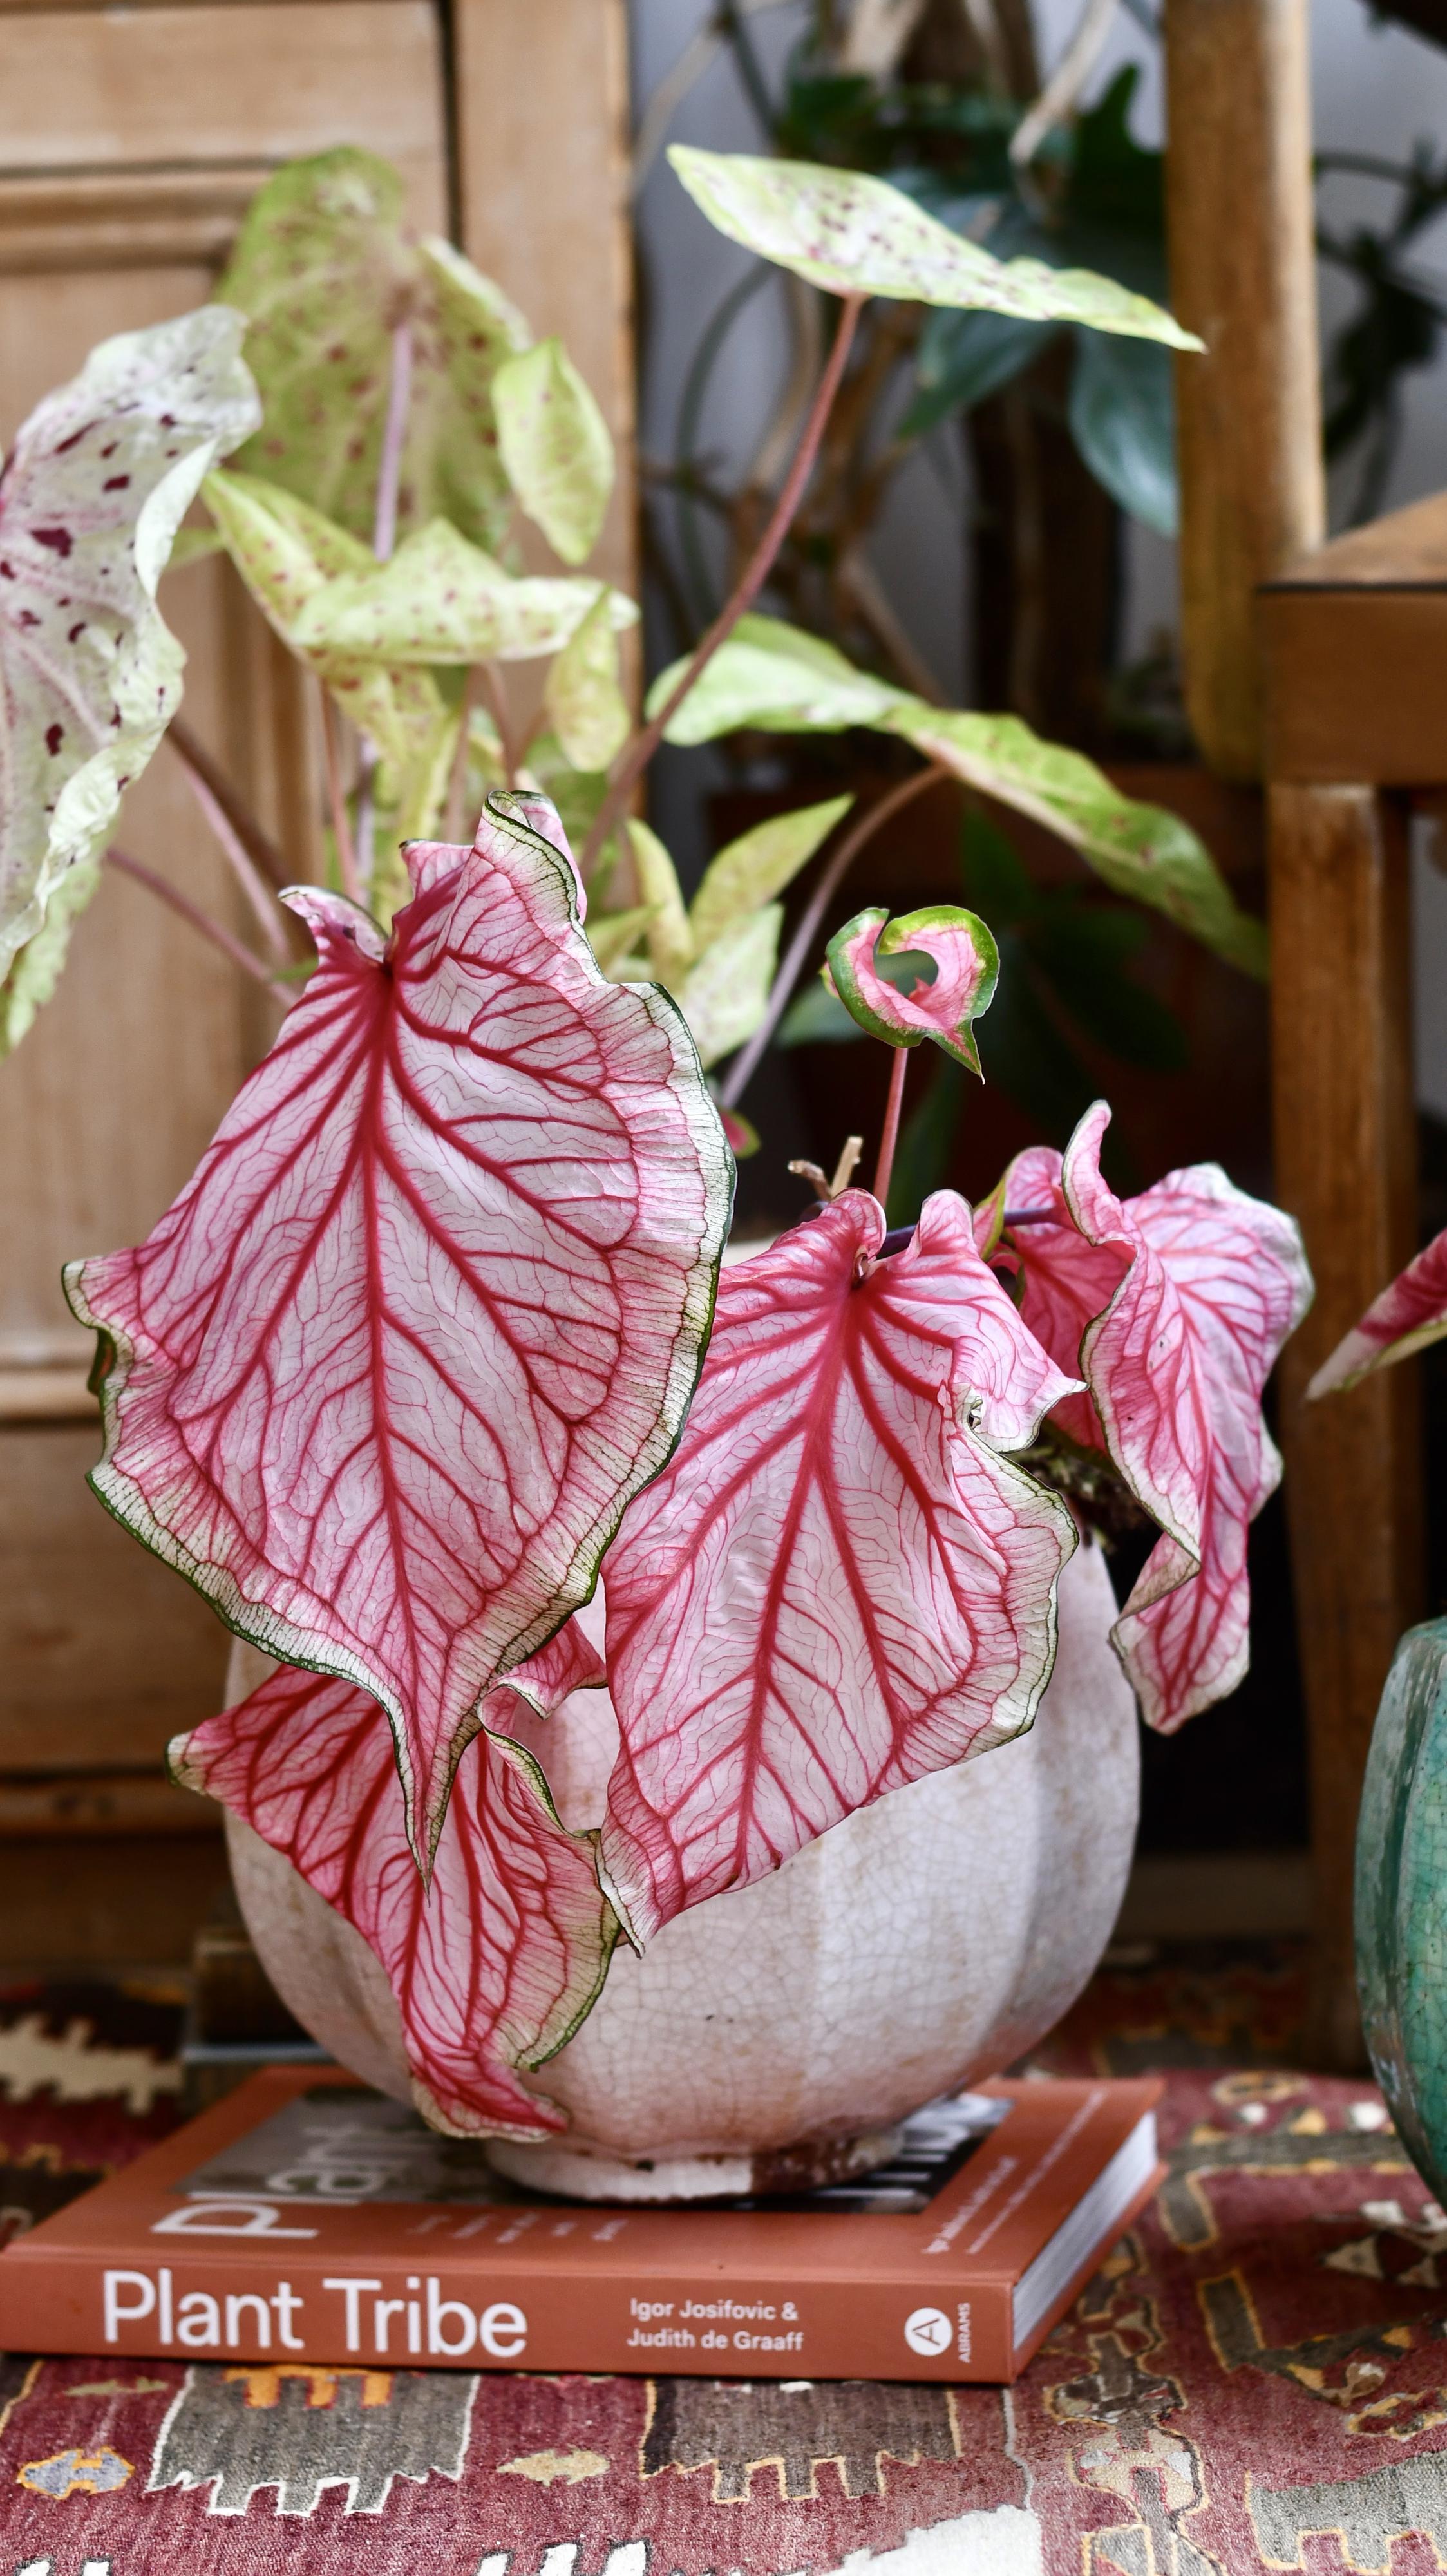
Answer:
xmin=5 ymin=1946 xmax=1447 ymax=2573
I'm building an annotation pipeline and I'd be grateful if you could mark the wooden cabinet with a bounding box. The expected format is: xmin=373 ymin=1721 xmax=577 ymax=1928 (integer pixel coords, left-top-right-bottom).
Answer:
xmin=0 ymin=0 xmax=632 ymax=1960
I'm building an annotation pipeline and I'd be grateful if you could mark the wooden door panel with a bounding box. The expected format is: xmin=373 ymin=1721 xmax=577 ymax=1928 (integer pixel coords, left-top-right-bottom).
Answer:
xmin=0 ymin=4 xmax=446 ymax=203
xmin=0 ymin=3 xmax=451 ymax=1795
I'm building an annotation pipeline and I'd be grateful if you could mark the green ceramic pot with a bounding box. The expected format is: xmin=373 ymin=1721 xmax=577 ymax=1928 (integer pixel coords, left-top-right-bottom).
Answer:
xmin=1356 ymin=1616 xmax=1447 ymax=2202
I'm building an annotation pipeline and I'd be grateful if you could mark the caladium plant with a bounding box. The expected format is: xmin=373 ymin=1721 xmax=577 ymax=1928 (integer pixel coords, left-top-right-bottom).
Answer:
xmin=30 ymin=141 xmax=1314 ymax=2140
xmin=67 ymin=792 xmax=729 ymax=1865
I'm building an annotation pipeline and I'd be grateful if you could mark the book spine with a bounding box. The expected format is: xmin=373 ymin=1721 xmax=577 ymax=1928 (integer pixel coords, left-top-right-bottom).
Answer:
xmin=0 ymin=2250 xmax=1017 ymax=2382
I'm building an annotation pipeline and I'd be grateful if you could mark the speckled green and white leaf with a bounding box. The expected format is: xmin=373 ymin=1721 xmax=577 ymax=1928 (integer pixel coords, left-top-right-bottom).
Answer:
xmin=669 ymin=147 xmax=1202 ymax=346
xmin=0 ymin=305 xmax=259 ymax=1020
xmin=216 ymin=149 xmax=529 ymax=550
xmin=203 ymin=469 xmax=442 ymax=774
xmin=0 ymin=852 xmax=100 ymax=1055
xmin=690 ymin=795 xmax=851 ymax=954
xmin=493 ymin=336 xmax=614 ymax=567
xmin=674 ymin=905 xmax=783 ymax=1070
xmin=624 ymin=819 xmax=693 ymax=983
xmin=545 ymin=590 xmax=630 ymax=772
xmin=649 ymin=613 xmax=907 ymax=744
xmin=886 ymin=704 xmax=1267 ymax=975
xmin=294 ymin=518 xmax=636 ymax=668
xmin=587 ymin=903 xmax=656 ymax=974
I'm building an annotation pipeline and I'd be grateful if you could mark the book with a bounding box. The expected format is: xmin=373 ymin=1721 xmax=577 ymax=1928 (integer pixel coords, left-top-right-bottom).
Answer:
xmin=0 ymin=2066 xmax=1162 ymax=2383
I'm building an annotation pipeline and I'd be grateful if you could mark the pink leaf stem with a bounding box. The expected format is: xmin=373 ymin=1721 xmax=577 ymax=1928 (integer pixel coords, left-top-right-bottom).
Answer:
xmin=872 ymin=1044 xmax=909 ymax=1207
xmin=104 ymin=846 xmax=290 ymax=1004
xmin=372 ymin=320 xmax=414 ymax=567
xmin=582 ymin=292 xmax=865 ymax=880
xmin=173 ymin=754 xmax=288 ymax=960
xmin=600 ymin=1188 xmax=1081 ymax=1941
xmin=318 ymin=678 xmax=363 ymax=907
xmin=167 ymin=713 xmax=290 ymax=889
xmin=174 ymin=1635 xmax=614 ymax=2138
xmin=71 ymin=793 xmax=731 ymax=1866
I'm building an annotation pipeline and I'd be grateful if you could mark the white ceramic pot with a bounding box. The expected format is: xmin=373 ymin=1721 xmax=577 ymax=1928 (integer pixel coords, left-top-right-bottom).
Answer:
xmin=223 ymin=1533 xmax=1139 ymax=2200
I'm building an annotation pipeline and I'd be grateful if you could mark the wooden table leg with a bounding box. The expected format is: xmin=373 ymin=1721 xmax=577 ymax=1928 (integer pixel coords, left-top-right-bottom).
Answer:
xmin=1269 ymin=783 xmax=1424 ymax=2066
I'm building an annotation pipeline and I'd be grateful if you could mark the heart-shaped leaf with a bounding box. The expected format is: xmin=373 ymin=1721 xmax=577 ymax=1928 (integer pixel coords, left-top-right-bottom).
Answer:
xmin=203 ymin=469 xmax=443 ymax=778
xmin=826 ymin=904 xmax=999 ymax=1072
xmin=544 ymin=590 xmax=630 ymax=772
xmin=1307 ymin=1230 xmax=1447 ymax=1396
xmin=493 ymin=336 xmax=614 ymax=567
xmin=1001 ymin=1103 xmax=1312 ymax=1728
xmin=67 ymin=791 xmax=732 ymax=1864
xmin=0 ymin=307 xmax=259 ymax=1037
xmin=599 ymin=1189 xmax=1079 ymax=1941
xmin=688 ymin=795 xmax=851 ymax=954
xmin=292 ymin=516 xmax=637 ymax=667
xmin=669 ymin=146 xmax=1202 ymax=346
xmin=173 ymin=1634 xmax=614 ymax=2138
xmin=216 ymin=149 xmax=530 ymax=550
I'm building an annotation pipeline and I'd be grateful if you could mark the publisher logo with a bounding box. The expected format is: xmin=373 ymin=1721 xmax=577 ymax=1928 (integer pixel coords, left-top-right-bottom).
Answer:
xmin=903 ymin=2306 xmax=953 ymax=2358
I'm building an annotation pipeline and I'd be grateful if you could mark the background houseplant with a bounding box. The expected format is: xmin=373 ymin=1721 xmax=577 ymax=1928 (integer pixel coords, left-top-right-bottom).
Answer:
xmin=3 ymin=142 xmax=1308 ymax=2184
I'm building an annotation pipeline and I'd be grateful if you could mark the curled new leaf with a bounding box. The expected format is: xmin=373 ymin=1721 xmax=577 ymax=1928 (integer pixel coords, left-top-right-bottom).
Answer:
xmin=669 ymin=146 xmax=1202 ymax=348
xmin=292 ymin=518 xmax=636 ymax=667
xmin=493 ymin=337 xmax=614 ymax=567
xmin=67 ymin=792 xmax=732 ymax=1865
xmin=1002 ymin=1103 xmax=1312 ymax=1730
xmin=1307 ymin=1230 xmax=1447 ymax=1396
xmin=826 ymin=904 xmax=999 ymax=1072
xmin=173 ymin=1639 xmax=614 ymax=2138
xmin=600 ymin=1189 xmax=1079 ymax=1942
xmin=0 ymin=307 xmax=260 ymax=1040
xmin=216 ymin=149 xmax=531 ymax=550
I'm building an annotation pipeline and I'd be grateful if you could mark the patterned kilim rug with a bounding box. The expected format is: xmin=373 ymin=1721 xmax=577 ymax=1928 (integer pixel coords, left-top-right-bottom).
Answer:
xmin=2 ymin=1946 xmax=1446 ymax=2575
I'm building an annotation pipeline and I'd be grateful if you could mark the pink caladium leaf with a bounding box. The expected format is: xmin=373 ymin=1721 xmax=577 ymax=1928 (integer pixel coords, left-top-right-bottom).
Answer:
xmin=67 ymin=790 xmax=731 ymax=1865
xmin=1000 ymin=1102 xmax=1312 ymax=1730
xmin=173 ymin=1633 xmax=612 ymax=2138
xmin=598 ymin=1188 xmax=1081 ymax=1942
xmin=1307 ymin=1229 xmax=1447 ymax=1396
xmin=824 ymin=904 xmax=999 ymax=1072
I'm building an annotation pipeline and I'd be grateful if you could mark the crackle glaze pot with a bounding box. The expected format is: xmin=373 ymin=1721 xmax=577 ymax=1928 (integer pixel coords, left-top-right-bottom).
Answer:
xmin=1356 ymin=1614 xmax=1447 ymax=2203
xmin=223 ymin=1533 xmax=1140 ymax=2202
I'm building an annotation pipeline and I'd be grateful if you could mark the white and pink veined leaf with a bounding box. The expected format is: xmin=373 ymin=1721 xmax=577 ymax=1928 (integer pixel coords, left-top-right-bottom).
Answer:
xmin=172 ymin=1629 xmax=612 ymax=2139
xmin=824 ymin=903 xmax=999 ymax=1072
xmin=598 ymin=1188 xmax=1082 ymax=1944
xmin=67 ymin=791 xmax=732 ymax=1867
xmin=983 ymin=1140 xmax=1126 ymax=1459
xmin=1001 ymin=1101 xmax=1312 ymax=1731
xmin=1307 ymin=1227 xmax=1447 ymax=1397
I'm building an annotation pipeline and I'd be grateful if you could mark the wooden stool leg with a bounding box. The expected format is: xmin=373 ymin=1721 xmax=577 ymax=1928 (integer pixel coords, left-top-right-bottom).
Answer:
xmin=1269 ymin=783 xmax=1424 ymax=2065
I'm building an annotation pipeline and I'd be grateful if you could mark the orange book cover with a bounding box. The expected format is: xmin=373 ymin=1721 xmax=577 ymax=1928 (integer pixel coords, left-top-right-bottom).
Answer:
xmin=0 ymin=2068 xmax=1162 ymax=2383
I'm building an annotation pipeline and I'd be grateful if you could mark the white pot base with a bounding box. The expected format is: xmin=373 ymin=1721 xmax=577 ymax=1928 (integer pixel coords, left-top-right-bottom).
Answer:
xmin=223 ymin=1537 xmax=1140 ymax=2186
xmin=484 ymin=2124 xmax=905 ymax=2205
